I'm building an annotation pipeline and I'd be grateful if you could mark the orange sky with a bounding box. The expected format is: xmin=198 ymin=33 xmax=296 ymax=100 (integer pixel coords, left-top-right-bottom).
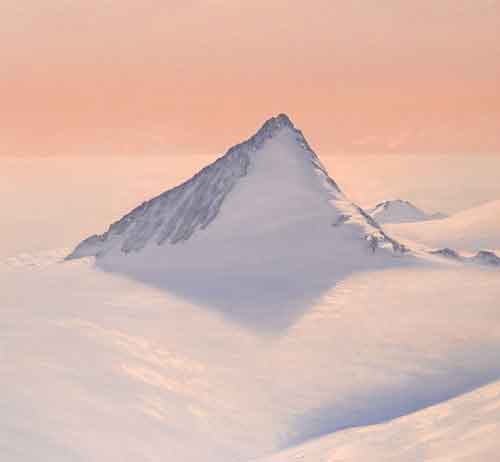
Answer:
xmin=2 ymin=0 xmax=499 ymax=156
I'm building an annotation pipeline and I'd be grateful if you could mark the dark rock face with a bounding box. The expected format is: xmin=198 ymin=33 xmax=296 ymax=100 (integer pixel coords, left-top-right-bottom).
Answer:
xmin=430 ymin=248 xmax=462 ymax=260
xmin=472 ymin=250 xmax=500 ymax=266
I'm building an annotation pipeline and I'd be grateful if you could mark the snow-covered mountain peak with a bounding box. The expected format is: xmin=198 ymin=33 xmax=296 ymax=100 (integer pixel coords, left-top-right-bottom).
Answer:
xmin=67 ymin=116 xmax=405 ymax=261
xmin=369 ymin=199 xmax=446 ymax=224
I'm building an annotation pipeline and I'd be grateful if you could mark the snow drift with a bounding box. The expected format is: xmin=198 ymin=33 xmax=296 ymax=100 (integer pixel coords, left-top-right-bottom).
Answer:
xmin=257 ymin=379 xmax=500 ymax=462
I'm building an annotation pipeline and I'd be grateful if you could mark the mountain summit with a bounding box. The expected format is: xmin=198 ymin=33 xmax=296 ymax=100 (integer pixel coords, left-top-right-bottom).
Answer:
xmin=67 ymin=114 xmax=405 ymax=262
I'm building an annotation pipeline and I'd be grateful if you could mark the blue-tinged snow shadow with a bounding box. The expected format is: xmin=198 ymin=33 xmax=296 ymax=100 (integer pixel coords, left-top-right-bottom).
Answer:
xmin=281 ymin=342 xmax=500 ymax=449
xmin=96 ymin=251 xmax=419 ymax=334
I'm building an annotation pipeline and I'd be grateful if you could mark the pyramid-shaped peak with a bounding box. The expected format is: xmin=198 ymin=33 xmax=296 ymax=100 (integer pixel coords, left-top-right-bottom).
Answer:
xmin=67 ymin=113 xmax=406 ymax=261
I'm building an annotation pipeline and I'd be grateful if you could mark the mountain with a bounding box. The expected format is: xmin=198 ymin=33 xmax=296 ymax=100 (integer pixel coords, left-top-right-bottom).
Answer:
xmin=4 ymin=124 xmax=500 ymax=461
xmin=368 ymin=199 xmax=446 ymax=224
xmin=66 ymin=114 xmax=415 ymax=330
xmin=385 ymin=199 xmax=500 ymax=252
xmin=67 ymin=114 xmax=406 ymax=263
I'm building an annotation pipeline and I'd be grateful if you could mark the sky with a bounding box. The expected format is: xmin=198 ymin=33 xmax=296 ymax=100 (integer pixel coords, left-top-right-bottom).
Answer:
xmin=2 ymin=0 xmax=499 ymax=156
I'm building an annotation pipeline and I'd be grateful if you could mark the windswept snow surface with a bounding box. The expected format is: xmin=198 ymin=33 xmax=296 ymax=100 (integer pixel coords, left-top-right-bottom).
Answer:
xmin=386 ymin=199 xmax=500 ymax=252
xmin=2 ymin=253 xmax=500 ymax=461
xmin=256 ymin=379 xmax=500 ymax=462
xmin=3 ymin=117 xmax=500 ymax=461
xmin=368 ymin=199 xmax=446 ymax=224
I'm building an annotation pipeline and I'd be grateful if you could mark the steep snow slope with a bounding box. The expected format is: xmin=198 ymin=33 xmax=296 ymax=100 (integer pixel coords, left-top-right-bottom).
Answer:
xmin=257 ymin=379 xmax=500 ymax=462
xmin=386 ymin=199 xmax=500 ymax=251
xmin=368 ymin=199 xmax=446 ymax=224
xmin=68 ymin=114 xmax=404 ymax=262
